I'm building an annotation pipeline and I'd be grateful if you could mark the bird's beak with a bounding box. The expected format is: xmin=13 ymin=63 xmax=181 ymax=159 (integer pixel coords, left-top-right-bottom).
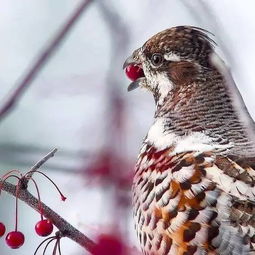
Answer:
xmin=123 ymin=55 xmax=136 ymax=70
xmin=127 ymin=78 xmax=144 ymax=92
xmin=123 ymin=55 xmax=146 ymax=92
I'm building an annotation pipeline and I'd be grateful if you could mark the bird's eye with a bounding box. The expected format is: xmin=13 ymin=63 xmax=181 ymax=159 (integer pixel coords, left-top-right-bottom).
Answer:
xmin=151 ymin=53 xmax=163 ymax=67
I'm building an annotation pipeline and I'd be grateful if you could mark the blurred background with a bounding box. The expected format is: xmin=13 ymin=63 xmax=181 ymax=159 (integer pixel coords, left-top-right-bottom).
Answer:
xmin=0 ymin=0 xmax=255 ymax=254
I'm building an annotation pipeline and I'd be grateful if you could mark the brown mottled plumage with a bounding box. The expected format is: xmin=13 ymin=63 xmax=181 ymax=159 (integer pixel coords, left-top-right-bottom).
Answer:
xmin=124 ymin=26 xmax=255 ymax=254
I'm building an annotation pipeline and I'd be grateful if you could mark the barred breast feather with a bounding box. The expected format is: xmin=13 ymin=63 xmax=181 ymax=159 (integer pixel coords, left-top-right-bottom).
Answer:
xmin=133 ymin=145 xmax=255 ymax=255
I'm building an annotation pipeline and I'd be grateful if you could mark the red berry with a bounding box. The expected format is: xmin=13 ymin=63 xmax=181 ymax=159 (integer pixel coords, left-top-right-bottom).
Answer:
xmin=0 ymin=222 xmax=6 ymax=237
xmin=125 ymin=64 xmax=144 ymax=81
xmin=35 ymin=219 xmax=53 ymax=236
xmin=5 ymin=231 xmax=25 ymax=249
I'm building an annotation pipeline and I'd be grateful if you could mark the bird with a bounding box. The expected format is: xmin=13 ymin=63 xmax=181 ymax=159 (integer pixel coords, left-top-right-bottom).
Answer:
xmin=123 ymin=26 xmax=255 ymax=255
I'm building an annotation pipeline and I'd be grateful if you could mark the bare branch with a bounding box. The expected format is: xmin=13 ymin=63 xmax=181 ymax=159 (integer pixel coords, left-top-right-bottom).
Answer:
xmin=29 ymin=148 xmax=58 ymax=173
xmin=0 ymin=148 xmax=96 ymax=252
xmin=24 ymin=148 xmax=58 ymax=186
xmin=0 ymin=180 xmax=96 ymax=253
xmin=0 ymin=0 xmax=93 ymax=121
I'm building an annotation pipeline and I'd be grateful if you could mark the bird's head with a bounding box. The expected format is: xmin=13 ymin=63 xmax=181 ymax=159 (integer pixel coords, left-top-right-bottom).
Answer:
xmin=124 ymin=26 xmax=255 ymax=157
xmin=123 ymin=26 xmax=215 ymax=106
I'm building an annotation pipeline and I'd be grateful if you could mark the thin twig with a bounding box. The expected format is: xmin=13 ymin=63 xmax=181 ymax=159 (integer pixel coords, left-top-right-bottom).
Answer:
xmin=0 ymin=0 xmax=93 ymax=121
xmin=29 ymin=148 xmax=58 ymax=173
xmin=0 ymin=180 xmax=96 ymax=253
xmin=24 ymin=148 xmax=58 ymax=186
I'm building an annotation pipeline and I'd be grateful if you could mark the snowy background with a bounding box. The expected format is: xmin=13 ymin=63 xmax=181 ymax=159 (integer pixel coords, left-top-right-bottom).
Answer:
xmin=0 ymin=0 xmax=255 ymax=254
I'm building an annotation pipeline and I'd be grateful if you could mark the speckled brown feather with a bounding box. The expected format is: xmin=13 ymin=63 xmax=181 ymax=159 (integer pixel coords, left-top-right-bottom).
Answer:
xmin=169 ymin=61 xmax=198 ymax=86
xmin=143 ymin=26 xmax=215 ymax=67
xmin=127 ymin=26 xmax=255 ymax=255
xmin=133 ymin=147 xmax=255 ymax=254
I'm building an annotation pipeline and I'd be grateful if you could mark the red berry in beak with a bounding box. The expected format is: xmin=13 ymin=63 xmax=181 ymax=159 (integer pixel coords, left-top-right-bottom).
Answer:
xmin=5 ymin=231 xmax=25 ymax=249
xmin=0 ymin=222 xmax=6 ymax=237
xmin=125 ymin=64 xmax=144 ymax=81
xmin=35 ymin=219 xmax=53 ymax=237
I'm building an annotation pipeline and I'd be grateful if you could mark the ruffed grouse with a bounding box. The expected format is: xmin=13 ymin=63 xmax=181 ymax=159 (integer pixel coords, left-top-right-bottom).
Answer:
xmin=124 ymin=26 xmax=255 ymax=255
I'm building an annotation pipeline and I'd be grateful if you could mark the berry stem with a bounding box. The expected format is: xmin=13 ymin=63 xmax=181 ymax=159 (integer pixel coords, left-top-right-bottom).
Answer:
xmin=0 ymin=175 xmax=21 ymax=195
xmin=15 ymin=180 xmax=21 ymax=231
xmin=57 ymin=238 xmax=62 ymax=255
xmin=43 ymin=237 xmax=56 ymax=255
xmin=31 ymin=171 xmax=66 ymax=201
xmin=30 ymin=177 xmax=43 ymax=220
xmin=1 ymin=170 xmax=21 ymax=180
xmin=53 ymin=239 xmax=58 ymax=255
xmin=34 ymin=236 xmax=55 ymax=255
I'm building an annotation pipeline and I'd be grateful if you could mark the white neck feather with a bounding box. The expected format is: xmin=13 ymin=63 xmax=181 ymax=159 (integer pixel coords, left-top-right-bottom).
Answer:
xmin=146 ymin=117 xmax=233 ymax=155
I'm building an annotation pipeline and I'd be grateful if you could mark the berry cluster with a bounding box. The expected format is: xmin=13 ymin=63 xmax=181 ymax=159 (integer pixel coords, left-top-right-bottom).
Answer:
xmin=0 ymin=169 xmax=66 ymax=253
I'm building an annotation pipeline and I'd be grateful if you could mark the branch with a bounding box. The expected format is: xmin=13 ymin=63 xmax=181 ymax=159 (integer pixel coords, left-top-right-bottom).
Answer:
xmin=0 ymin=149 xmax=96 ymax=253
xmin=0 ymin=0 xmax=93 ymax=121
xmin=24 ymin=148 xmax=58 ymax=186
xmin=0 ymin=180 xmax=96 ymax=253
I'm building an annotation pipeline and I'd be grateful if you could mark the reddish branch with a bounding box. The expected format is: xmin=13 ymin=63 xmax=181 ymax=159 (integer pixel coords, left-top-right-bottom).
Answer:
xmin=0 ymin=148 xmax=96 ymax=253
xmin=0 ymin=0 xmax=93 ymax=121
